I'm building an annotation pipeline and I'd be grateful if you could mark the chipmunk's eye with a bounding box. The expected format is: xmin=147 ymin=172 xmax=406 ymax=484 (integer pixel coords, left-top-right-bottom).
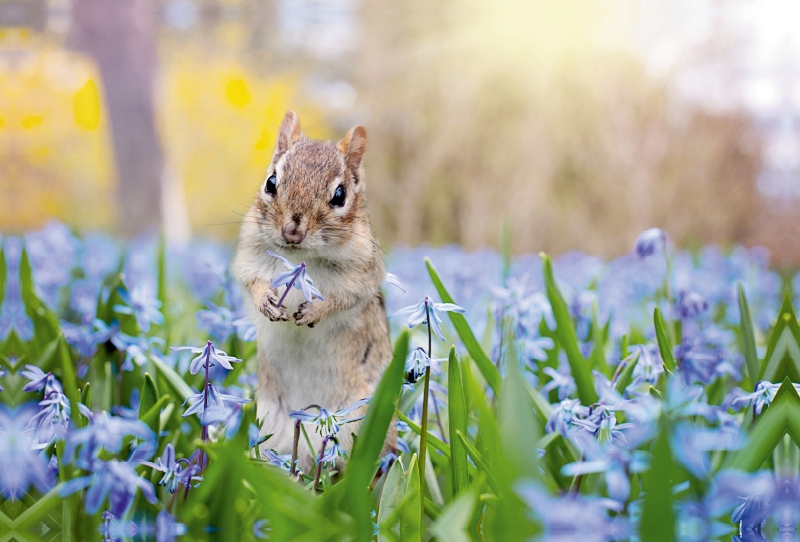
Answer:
xmin=265 ymin=174 xmax=277 ymax=196
xmin=330 ymin=185 xmax=346 ymax=207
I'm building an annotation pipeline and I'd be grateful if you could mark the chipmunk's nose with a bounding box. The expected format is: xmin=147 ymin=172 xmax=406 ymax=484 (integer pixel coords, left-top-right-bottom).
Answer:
xmin=281 ymin=215 xmax=306 ymax=244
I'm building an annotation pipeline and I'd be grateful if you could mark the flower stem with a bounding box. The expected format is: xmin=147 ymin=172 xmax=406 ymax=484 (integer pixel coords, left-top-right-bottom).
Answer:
xmin=199 ymin=341 xmax=212 ymax=472
xmin=277 ymin=263 xmax=305 ymax=308
xmin=291 ymin=420 xmax=301 ymax=477
xmin=418 ymin=300 xmax=432 ymax=532
xmin=313 ymin=436 xmax=331 ymax=492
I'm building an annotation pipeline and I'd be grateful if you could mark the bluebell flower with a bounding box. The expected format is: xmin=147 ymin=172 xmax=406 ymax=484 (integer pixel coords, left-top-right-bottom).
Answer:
xmin=634 ymin=228 xmax=665 ymax=258
xmin=25 ymin=221 xmax=78 ymax=307
xmin=628 ymin=344 xmax=664 ymax=390
xmin=27 ymin=390 xmax=72 ymax=445
xmin=318 ymin=438 xmax=345 ymax=465
xmin=404 ymin=347 xmax=446 ymax=383
xmin=65 ymin=412 xmax=155 ymax=465
xmin=182 ymin=384 xmax=250 ymax=426
xmin=61 ymin=456 xmax=157 ymax=518
xmin=390 ymin=295 xmax=465 ymax=341
xmin=171 ymin=341 xmax=242 ymax=375
xmin=233 ymin=316 xmax=257 ymax=342
xmin=252 ymin=519 xmax=271 ymax=540
xmin=101 ymin=510 xmax=138 ymax=541
xmin=0 ymin=238 xmax=33 ymax=341
xmin=545 ymin=398 xmax=589 ymax=437
xmin=670 ymin=422 xmax=742 ymax=478
xmin=516 ymin=481 xmax=627 ymax=540
xmin=0 ymin=369 xmax=4 ymax=392
xmin=140 ymin=444 xmax=202 ymax=493
xmin=70 ymin=278 xmax=101 ymax=321
xmin=267 ymin=251 xmax=324 ymax=304
xmin=21 ymin=365 xmax=62 ymax=395
xmin=290 ymin=398 xmax=370 ymax=437
xmin=384 ymin=273 xmax=405 ymax=292
xmin=0 ymin=406 xmax=55 ymax=499
xmin=541 ymin=365 xmax=576 ymax=400
xmin=113 ymin=286 xmax=165 ymax=332
xmin=732 ymin=381 xmax=782 ymax=415
xmin=196 ymin=302 xmax=237 ymax=342
xmin=562 ymin=443 xmax=648 ymax=502
xmin=519 ymin=335 xmax=555 ymax=362
xmin=675 ymin=289 xmax=709 ymax=319
xmin=262 ymin=449 xmax=294 ymax=473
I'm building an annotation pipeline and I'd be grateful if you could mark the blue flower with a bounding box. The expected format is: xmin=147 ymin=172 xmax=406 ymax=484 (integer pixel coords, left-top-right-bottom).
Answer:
xmin=541 ymin=365 xmax=576 ymax=400
xmin=290 ymin=398 xmax=370 ymax=437
xmin=628 ymin=344 xmax=664 ymax=389
xmin=676 ymin=289 xmax=709 ymax=319
xmin=21 ymin=365 xmax=62 ymax=395
xmin=0 ymin=406 xmax=55 ymax=499
xmin=732 ymin=381 xmax=783 ymax=415
xmin=252 ymin=519 xmax=271 ymax=540
xmin=404 ymin=347 xmax=446 ymax=383
xmin=182 ymin=384 xmax=250 ymax=426
xmin=60 ymin=457 xmax=157 ymax=518
xmin=634 ymin=228 xmax=665 ymax=258
xmin=545 ymin=398 xmax=589 ymax=437
xmin=65 ymin=412 xmax=155 ymax=466
xmin=390 ymin=295 xmax=465 ymax=341
xmin=140 ymin=444 xmax=201 ymax=494
xmin=113 ymin=286 xmax=165 ymax=332
xmin=196 ymin=302 xmax=237 ymax=342
xmin=519 ymin=335 xmax=555 ymax=362
xmin=171 ymin=341 xmax=242 ymax=375
xmin=0 ymin=369 xmax=4 ymax=392
xmin=267 ymin=251 xmax=324 ymax=304
xmin=262 ymin=449 xmax=294 ymax=473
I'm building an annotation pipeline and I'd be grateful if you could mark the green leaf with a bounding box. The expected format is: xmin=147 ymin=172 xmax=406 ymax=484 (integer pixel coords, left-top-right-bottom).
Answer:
xmin=426 ymin=257 xmax=502 ymax=395
xmin=402 ymin=454 xmax=422 ymax=542
xmin=429 ymin=490 xmax=477 ymax=542
xmin=448 ymin=347 xmax=470 ymax=498
xmin=456 ymin=431 xmax=500 ymax=494
xmin=759 ymin=292 xmax=800 ymax=382
xmin=641 ymin=419 xmax=676 ymax=542
xmin=725 ymin=378 xmax=800 ymax=471
xmin=157 ymin=233 xmax=167 ymax=309
xmin=140 ymin=395 xmax=170 ymax=434
xmin=378 ymin=461 xmax=406 ymax=542
xmin=140 ymin=373 xmax=159 ymax=418
xmin=57 ymin=336 xmax=80 ymax=431
xmin=738 ymin=284 xmax=759 ymax=389
xmin=149 ymin=354 xmax=192 ymax=402
xmin=497 ymin=339 xmax=541 ymax=480
xmin=19 ymin=248 xmax=61 ymax=348
xmin=341 ymin=329 xmax=408 ymax=541
xmin=541 ymin=254 xmax=598 ymax=405
xmin=396 ymin=409 xmax=450 ymax=458
xmin=653 ymin=307 xmax=675 ymax=371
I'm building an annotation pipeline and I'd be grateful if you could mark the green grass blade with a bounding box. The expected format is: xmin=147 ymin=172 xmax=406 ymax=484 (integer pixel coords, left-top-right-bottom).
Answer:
xmin=396 ymin=410 xmax=450 ymax=458
xmin=378 ymin=460 xmax=406 ymax=542
xmin=425 ymin=258 xmax=502 ymax=395
xmin=342 ymin=329 xmax=408 ymax=541
xmin=456 ymin=431 xmax=500 ymax=494
xmin=140 ymin=373 xmax=159 ymax=417
xmin=653 ymin=307 xmax=675 ymax=371
xmin=429 ymin=490 xmax=477 ymax=542
xmin=448 ymin=347 xmax=470 ymax=497
xmin=541 ymin=254 xmax=598 ymax=405
xmin=641 ymin=419 xmax=676 ymax=542
xmin=738 ymin=284 xmax=759 ymax=389
xmin=402 ymin=454 xmax=422 ymax=542
xmin=150 ymin=354 xmax=192 ymax=402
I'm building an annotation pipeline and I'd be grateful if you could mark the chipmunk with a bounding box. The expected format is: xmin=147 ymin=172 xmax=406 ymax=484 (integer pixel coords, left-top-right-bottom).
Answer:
xmin=232 ymin=111 xmax=394 ymax=469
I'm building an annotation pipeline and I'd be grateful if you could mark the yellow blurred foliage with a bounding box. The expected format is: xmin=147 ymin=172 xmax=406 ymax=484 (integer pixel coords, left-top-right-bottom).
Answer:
xmin=159 ymin=48 xmax=330 ymax=239
xmin=0 ymin=30 xmax=115 ymax=233
xmin=73 ymin=79 xmax=101 ymax=131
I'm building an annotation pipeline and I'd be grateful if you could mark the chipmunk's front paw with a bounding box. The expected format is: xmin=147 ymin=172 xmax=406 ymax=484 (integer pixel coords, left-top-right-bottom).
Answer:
xmin=293 ymin=301 xmax=324 ymax=328
xmin=258 ymin=288 xmax=290 ymax=322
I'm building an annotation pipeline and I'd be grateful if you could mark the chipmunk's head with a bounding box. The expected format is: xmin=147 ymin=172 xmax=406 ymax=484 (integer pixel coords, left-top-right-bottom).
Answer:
xmin=254 ymin=111 xmax=370 ymax=256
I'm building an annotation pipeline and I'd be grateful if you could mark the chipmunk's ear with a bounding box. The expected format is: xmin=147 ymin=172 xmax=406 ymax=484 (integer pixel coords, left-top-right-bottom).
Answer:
xmin=275 ymin=111 xmax=303 ymax=158
xmin=337 ymin=126 xmax=367 ymax=174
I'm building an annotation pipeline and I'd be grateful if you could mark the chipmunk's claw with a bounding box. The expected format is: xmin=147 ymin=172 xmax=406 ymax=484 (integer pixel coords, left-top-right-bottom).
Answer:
xmin=294 ymin=301 xmax=321 ymax=327
xmin=258 ymin=289 xmax=290 ymax=322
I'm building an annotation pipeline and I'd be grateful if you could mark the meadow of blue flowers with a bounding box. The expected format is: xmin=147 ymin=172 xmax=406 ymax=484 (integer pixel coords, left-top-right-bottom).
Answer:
xmin=2 ymin=221 xmax=800 ymax=542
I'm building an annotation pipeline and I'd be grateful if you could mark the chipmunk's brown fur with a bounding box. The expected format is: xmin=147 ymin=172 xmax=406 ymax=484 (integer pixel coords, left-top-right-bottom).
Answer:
xmin=232 ymin=111 xmax=394 ymax=470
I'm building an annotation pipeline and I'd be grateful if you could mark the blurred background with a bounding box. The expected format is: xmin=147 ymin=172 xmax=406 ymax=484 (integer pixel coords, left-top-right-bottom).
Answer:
xmin=1 ymin=0 xmax=798 ymax=262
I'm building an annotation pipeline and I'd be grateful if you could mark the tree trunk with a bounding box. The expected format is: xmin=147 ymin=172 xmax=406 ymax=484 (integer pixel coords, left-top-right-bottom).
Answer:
xmin=69 ymin=0 xmax=163 ymax=237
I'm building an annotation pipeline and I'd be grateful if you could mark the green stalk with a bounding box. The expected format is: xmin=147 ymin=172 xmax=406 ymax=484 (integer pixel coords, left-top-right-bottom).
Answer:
xmin=418 ymin=301 xmax=433 ymax=534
